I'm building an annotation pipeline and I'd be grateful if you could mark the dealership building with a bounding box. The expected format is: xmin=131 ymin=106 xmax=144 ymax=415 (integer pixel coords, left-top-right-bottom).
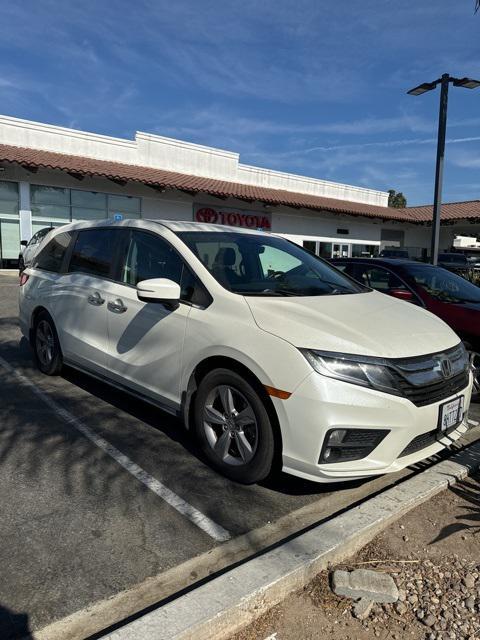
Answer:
xmin=0 ymin=114 xmax=479 ymax=268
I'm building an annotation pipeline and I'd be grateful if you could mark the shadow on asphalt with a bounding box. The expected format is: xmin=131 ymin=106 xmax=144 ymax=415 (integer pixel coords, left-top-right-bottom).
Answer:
xmin=1 ymin=334 xmax=355 ymax=538
xmin=0 ymin=602 xmax=32 ymax=640
xmin=0 ymin=331 xmax=479 ymax=536
xmin=61 ymin=356 xmax=370 ymax=497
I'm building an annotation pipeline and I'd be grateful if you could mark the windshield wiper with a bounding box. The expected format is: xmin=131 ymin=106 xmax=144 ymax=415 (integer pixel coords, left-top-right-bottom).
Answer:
xmin=234 ymin=289 xmax=291 ymax=296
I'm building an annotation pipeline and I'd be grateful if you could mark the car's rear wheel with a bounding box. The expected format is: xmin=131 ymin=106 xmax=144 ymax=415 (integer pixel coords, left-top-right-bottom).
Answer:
xmin=194 ymin=368 xmax=276 ymax=484
xmin=33 ymin=312 xmax=63 ymax=375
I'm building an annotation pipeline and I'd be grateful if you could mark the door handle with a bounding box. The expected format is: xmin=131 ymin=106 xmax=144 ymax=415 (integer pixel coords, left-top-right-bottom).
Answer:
xmin=108 ymin=299 xmax=128 ymax=314
xmin=88 ymin=292 xmax=105 ymax=306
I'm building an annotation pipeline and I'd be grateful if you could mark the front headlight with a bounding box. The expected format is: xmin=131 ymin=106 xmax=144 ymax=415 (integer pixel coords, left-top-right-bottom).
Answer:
xmin=301 ymin=349 xmax=402 ymax=396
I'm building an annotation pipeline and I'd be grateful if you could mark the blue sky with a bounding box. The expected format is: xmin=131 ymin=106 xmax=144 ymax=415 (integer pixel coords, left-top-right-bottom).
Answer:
xmin=0 ymin=0 xmax=479 ymax=205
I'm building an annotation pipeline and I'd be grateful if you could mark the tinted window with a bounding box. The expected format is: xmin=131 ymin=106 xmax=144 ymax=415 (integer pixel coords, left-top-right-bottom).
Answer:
xmin=34 ymin=232 xmax=72 ymax=273
xmin=178 ymin=231 xmax=367 ymax=297
xmin=438 ymin=254 xmax=467 ymax=264
xmin=68 ymin=229 xmax=122 ymax=278
xmin=361 ymin=267 xmax=408 ymax=292
xmin=121 ymin=231 xmax=208 ymax=305
xmin=405 ymin=265 xmax=480 ymax=303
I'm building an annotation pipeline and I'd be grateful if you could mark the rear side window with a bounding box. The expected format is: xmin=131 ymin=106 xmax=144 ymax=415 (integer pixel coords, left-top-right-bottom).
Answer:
xmin=361 ymin=267 xmax=407 ymax=292
xmin=68 ymin=229 xmax=122 ymax=278
xmin=33 ymin=232 xmax=72 ymax=273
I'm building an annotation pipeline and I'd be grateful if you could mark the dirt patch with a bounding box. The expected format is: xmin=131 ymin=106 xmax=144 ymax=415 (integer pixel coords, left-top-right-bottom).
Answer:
xmin=232 ymin=474 xmax=480 ymax=640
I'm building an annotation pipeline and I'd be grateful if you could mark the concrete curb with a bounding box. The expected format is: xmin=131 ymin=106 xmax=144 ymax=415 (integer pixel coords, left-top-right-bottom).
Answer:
xmin=100 ymin=437 xmax=480 ymax=640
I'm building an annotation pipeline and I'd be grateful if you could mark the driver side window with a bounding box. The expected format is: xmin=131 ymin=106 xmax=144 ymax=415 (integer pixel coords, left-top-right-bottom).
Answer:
xmin=122 ymin=231 xmax=183 ymax=286
xmin=121 ymin=231 xmax=208 ymax=305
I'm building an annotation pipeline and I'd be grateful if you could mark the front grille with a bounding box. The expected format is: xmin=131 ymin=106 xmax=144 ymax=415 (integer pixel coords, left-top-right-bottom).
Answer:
xmin=393 ymin=370 xmax=469 ymax=407
xmin=399 ymin=430 xmax=437 ymax=457
xmin=399 ymin=425 xmax=458 ymax=458
xmin=389 ymin=343 xmax=470 ymax=407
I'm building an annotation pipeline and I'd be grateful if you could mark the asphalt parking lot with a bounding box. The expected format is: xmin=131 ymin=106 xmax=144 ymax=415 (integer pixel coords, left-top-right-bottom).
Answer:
xmin=0 ymin=270 xmax=479 ymax=640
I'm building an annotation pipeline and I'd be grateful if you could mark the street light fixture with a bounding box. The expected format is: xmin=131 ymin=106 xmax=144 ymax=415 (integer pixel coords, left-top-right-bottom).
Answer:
xmin=407 ymin=73 xmax=480 ymax=265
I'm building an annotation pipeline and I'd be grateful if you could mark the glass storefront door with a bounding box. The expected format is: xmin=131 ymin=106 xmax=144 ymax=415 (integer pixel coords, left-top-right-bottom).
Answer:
xmin=332 ymin=243 xmax=351 ymax=258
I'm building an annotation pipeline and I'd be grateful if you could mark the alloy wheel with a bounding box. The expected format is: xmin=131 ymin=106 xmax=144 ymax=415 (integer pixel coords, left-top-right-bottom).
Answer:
xmin=36 ymin=320 xmax=55 ymax=367
xmin=203 ymin=385 xmax=258 ymax=466
xmin=469 ymin=350 xmax=480 ymax=395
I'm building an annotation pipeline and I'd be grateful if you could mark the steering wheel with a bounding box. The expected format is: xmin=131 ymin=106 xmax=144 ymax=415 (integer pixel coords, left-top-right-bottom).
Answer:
xmin=266 ymin=270 xmax=286 ymax=281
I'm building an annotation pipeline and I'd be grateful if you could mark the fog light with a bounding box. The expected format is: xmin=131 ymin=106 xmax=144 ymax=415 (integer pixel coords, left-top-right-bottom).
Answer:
xmin=327 ymin=429 xmax=347 ymax=445
xmin=319 ymin=428 xmax=390 ymax=464
xmin=323 ymin=447 xmax=343 ymax=462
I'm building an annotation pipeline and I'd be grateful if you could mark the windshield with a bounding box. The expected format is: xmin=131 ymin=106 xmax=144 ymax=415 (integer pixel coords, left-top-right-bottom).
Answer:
xmin=438 ymin=254 xmax=467 ymax=264
xmin=405 ymin=264 xmax=480 ymax=303
xmin=177 ymin=231 xmax=368 ymax=297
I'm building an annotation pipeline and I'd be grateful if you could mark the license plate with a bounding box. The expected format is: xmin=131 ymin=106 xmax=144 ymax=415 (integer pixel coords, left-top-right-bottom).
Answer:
xmin=438 ymin=396 xmax=464 ymax=432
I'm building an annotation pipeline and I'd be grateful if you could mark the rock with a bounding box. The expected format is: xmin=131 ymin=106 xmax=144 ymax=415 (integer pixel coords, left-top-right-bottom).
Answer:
xmin=422 ymin=614 xmax=436 ymax=627
xmin=408 ymin=594 xmax=418 ymax=604
xmin=463 ymin=574 xmax=475 ymax=589
xmin=465 ymin=596 xmax=475 ymax=611
xmin=417 ymin=609 xmax=425 ymax=620
xmin=331 ymin=569 xmax=399 ymax=603
xmin=395 ymin=602 xmax=407 ymax=616
xmin=353 ymin=598 xmax=374 ymax=620
xmin=398 ymin=588 xmax=406 ymax=602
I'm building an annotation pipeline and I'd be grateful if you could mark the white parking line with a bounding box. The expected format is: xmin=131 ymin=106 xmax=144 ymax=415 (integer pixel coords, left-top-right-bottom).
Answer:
xmin=0 ymin=355 xmax=231 ymax=543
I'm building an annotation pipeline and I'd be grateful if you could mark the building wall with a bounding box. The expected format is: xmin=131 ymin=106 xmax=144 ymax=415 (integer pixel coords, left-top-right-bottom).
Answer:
xmin=0 ymin=114 xmax=388 ymax=206
xmin=1 ymin=162 xmax=479 ymax=267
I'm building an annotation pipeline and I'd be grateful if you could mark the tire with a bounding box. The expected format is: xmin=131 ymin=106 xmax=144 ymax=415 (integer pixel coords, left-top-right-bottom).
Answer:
xmin=469 ymin=353 xmax=480 ymax=403
xmin=193 ymin=368 xmax=276 ymax=484
xmin=33 ymin=311 xmax=63 ymax=375
xmin=464 ymin=342 xmax=480 ymax=403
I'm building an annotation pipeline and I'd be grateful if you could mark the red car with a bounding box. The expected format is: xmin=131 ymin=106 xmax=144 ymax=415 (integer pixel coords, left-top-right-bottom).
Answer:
xmin=331 ymin=258 xmax=480 ymax=396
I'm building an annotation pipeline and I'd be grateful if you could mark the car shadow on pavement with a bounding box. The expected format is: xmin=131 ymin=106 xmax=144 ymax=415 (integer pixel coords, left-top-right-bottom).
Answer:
xmin=62 ymin=364 xmax=380 ymax=498
xmin=2 ymin=335 xmax=479 ymax=531
xmin=0 ymin=603 xmax=32 ymax=639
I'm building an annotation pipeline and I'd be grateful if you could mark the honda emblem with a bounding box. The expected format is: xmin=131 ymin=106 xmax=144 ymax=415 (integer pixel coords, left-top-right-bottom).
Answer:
xmin=440 ymin=358 xmax=453 ymax=379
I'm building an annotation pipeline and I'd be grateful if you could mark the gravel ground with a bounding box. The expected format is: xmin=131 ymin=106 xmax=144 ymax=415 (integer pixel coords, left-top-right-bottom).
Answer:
xmin=232 ymin=472 xmax=480 ymax=640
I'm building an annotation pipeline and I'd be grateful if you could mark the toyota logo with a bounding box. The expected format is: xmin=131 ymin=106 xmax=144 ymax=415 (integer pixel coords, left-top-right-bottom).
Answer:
xmin=440 ymin=357 xmax=453 ymax=379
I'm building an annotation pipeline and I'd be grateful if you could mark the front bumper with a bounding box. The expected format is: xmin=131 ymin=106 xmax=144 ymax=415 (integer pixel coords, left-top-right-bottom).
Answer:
xmin=275 ymin=370 xmax=473 ymax=483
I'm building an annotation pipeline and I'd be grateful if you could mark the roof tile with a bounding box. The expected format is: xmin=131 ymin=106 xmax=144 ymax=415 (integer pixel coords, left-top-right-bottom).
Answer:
xmin=1 ymin=144 xmax=479 ymax=223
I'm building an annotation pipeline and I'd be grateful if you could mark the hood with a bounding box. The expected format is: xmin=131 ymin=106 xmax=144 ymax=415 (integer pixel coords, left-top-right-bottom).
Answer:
xmin=246 ymin=290 xmax=459 ymax=358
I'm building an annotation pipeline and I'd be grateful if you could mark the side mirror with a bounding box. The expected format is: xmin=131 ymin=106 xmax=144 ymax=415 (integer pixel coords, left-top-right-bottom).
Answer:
xmin=137 ymin=278 xmax=181 ymax=308
xmin=389 ymin=288 xmax=414 ymax=302
xmin=20 ymin=240 xmax=28 ymax=247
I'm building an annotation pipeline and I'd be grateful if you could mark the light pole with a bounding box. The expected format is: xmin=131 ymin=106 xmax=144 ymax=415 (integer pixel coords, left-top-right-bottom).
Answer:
xmin=407 ymin=74 xmax=480 ymax=265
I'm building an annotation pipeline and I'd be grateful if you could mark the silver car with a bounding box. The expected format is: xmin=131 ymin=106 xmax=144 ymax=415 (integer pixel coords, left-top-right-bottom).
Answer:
xmin=19 ymin=227 xmax=54 ymax=273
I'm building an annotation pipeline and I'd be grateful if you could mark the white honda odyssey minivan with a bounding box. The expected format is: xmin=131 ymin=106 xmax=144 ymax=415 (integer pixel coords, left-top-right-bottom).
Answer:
xmin=19 ymin=219 xmax=473 ymax=484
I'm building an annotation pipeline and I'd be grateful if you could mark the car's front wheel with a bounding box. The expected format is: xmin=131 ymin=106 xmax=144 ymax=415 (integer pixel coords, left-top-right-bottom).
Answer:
xmin=468 ymin=349 xmax=480 ymax=401
xmin=33 ymin=311 xmax=63 ymax=375
xmin=194 ymin=368 xmax=276 ymax=484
